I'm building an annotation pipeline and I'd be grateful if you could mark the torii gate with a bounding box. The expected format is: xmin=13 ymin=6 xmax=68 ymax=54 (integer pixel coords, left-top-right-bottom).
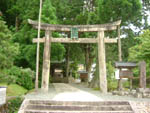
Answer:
xmin=28 ymin=19 xmax=121 ymax=93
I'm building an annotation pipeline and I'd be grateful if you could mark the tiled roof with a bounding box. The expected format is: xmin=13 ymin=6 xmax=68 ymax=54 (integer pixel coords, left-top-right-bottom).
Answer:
xmin=115 ymin=62 xmax=137 ymax=68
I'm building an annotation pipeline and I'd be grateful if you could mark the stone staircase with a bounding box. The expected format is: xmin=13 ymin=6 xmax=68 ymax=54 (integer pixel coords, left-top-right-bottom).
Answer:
xmin=19 ymin=100 xmax=135 ymax=113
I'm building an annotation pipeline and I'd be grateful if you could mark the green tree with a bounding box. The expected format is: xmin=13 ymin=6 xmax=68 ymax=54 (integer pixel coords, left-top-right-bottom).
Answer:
xmin=96 ymin=0 xmax=142 ymax=62
xmin=89 ymin=0 xmax=142 ymax=88
xmin=141 ymin=0 xmax=150 ymax=30
xmin=129 ymin=30 xmax=150 ymax=76
xmin=51 ymin=0 xmax=84 ymax=25
xmin=0 ymin=18 xmax=19 ymax=69
xmin=121 ymin=29 xmax=138 ymax=61
xmin=51 ymin=43 xmax=66 ymax=61
xmin=42 ymin=0 xmax=57 ymax=24
xmin=42 ymin=0 xmax=66 ymax=62
xmin=12 ymin=0 xmax=65 ymax=71
xmin=97 ymin=0 xmax=142 ymax=25
xmin=0 ymin=0 xmax=146 ymax=89
xmin=129 ymin=30 xmax=150 ymax=62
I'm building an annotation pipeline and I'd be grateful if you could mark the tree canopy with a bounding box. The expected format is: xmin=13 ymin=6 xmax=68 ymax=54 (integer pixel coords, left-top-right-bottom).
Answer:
xmin=0 ymin=18 xmax=19 ymax=69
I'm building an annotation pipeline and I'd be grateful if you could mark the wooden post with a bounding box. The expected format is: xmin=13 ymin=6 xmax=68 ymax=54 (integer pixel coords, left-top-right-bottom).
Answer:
xmin=130 ymin=78 xmax=132 ymax=90
xmin=41 ymin=30 xmax=51 ymax=91
xmin=35 ymin=0 xmax=43 ymax=90
xmin=129 ymin=69 xmax=133 ymax=90
xmin=85 ymin=44 xmax=90 ymax=82
xmin=118 ymin=68 xmax=123 ymax=91
xmin=139 ymin=61 xmax=146 ymax=88
xmin=118 ymin=25 xmax=122 ymax=61
xmin=117 ymin=25 xmax=123 ymax=91
xmin=98 ymin=31 xmax=107 ymax=93
xmin=66 ymin=45 xmax=70 ymax=77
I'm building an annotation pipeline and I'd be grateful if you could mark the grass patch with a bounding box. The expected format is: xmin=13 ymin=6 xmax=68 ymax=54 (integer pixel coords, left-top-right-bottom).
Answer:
xmin=108 ymin=80 xmax=118 ymax=91
xmin=0 ymin=83 xmax=28 ymax=96
xmin=93 ymin=87 xmax=100 ymax=91
xmin=0 ymin=82 xmax=7 ymax=86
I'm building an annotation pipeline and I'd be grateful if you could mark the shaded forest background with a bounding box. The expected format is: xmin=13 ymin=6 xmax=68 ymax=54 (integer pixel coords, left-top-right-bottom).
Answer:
xmin=0 ymin=0 xmax=150 ymax=91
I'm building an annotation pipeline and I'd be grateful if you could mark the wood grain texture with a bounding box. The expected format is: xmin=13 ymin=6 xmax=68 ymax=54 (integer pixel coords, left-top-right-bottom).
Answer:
xmin=98 ymin=31 xmax=107 ymax=93
xmin=32 ymin=38 xmax=117 ymax=44
xmin=139 ymin=61 xmax=146 ymax=88
xmin=41 ymin=30 xmax=51 ymax=92
xmin=28 ymin=19 xmax=121 ymax=31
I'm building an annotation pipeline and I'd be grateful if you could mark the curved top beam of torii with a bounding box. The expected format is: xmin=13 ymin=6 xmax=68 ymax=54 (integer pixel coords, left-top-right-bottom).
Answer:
xmin=28 ymin=19 xmax=121 ymax=32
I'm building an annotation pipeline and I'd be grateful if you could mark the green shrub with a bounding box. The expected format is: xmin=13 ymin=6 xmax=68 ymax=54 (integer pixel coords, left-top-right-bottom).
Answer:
xmin=2 ymin=66 xmax=35 ymax=90
xmin=0 ymin=19 xmax=19 ymax=69
xmin=107 ymin=61 xmax=118 ymax=91
xmin=70 ymin=62 xmax=79 ymax=78
xmin=0 ymin=70 xmax=17 ymax=84
xmin=17 ymin=68 xmax=35 ymax=90
xmin=7 ymin=97 xmax=23 ymax=113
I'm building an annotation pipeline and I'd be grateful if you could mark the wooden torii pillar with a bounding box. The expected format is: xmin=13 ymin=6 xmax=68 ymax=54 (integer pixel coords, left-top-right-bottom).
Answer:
xmin=28 ymin=19 xmax=121 ymax=93
xmin=41 ymin=30 xmax=51 ymax=91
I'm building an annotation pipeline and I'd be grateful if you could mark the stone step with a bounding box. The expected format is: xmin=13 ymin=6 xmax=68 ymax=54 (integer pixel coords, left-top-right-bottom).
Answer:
xmin=26 ymin=104 xmax=132 ymax=111
xmin=29 ymin=100 xmax=130 ymax=106
xmin=24 ymin=110 xmax=134 ymax=113
xmin=27 ymin=104 xmax=130 ymax=107
xmin=19 ymin=100 xmax=134 ymax=113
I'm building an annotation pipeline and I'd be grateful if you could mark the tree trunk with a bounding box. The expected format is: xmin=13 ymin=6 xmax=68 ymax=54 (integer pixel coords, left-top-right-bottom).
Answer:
xmin=15 ymin=16 xmax=19 ymax=31
xmin=0 ymin=11 xmax=2 ymax=16
xmin=85 ymin=44 xmax=89 ymax=71
xmin=89 ymin=59 xmax=99 ymax=88
xmin=85 ymin=44 xmax=90 ymax=82
xmin=85 ymin=44 xmax=95 ymax=82
xmin=89 ymin=45 xmax=99 ymax=88
xmin=66 ymin=45 xmax=70 ymax=77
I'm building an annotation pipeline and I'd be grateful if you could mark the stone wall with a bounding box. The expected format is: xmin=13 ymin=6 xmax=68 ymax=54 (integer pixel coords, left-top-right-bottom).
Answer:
xmin=112 ymin=88 xmax=150 ymax=98
xmin=0 ymin=87 xmax=6 ymax=106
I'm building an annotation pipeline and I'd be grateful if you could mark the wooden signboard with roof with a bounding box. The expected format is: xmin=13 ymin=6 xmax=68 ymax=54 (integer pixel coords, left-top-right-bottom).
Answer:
xmin=115 ymin=62 xmax=137 ymax=90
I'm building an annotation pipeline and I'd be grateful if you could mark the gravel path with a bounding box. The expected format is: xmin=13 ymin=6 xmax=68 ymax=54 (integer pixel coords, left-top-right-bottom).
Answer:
xmin=25 ymin=83 xmax=150 ymax=113
xmin=130 ymin=102 xmax=150 ymax=113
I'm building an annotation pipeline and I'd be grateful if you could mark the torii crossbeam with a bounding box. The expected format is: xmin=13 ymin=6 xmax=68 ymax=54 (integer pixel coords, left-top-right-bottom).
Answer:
xmin=28 ymin=19 xmax=121 ymax=93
